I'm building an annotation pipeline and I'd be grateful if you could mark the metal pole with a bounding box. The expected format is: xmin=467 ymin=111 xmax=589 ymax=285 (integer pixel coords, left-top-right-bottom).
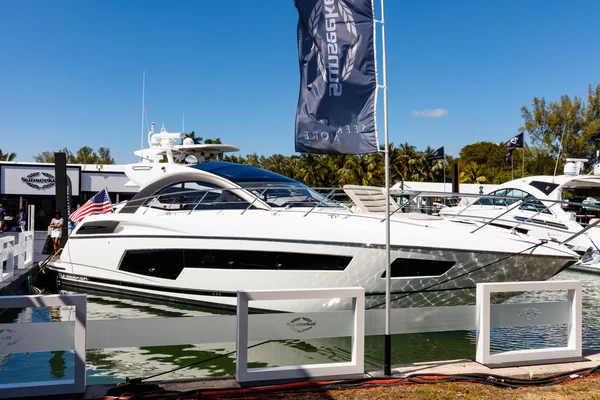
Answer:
xmin=511 ymin=153 xmax=514 ymax=181
xmin=443 ymin=159 xmax=446 ymax=206
xmin=28 ymin=204 xmax=35 ymax=232
xmin=140 ymin=71 xmax=145 ymax=162
xmin=522 ymin=147 xmax=525 ymax=178
xmin=380 ymin=0 xmax=392 ymax=377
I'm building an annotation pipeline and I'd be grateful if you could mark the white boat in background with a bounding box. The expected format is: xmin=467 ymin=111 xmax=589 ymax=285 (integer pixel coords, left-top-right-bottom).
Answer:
xmin=570 ymin=251 xmax=600 ymax=274
xmin=48 ymin=161 xmax=578 ymax=312
xmin=439 ymin=158 xmax=600 ymax=258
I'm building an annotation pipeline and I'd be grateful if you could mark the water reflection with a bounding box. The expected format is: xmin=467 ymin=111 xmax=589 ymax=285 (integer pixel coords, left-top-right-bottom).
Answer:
xmin=1 ymin=269 xmax=600 ymax=385
xmin=49 ymin=351 xmax=66 ymax=380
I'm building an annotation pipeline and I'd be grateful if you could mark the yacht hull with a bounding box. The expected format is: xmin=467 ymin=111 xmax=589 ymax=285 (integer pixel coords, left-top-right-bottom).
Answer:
xmin=51 ymin=232 xmax=576 ymax=312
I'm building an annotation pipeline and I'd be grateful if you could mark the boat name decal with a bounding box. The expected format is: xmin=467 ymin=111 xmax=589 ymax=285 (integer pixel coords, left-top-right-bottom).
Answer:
xmin=287 ymin=317 xmax=317 ymax=333
xmin=518 ymin=307 xmax=541 ymax=321
xmin=21 ymin=172 xmax=55 ymax=190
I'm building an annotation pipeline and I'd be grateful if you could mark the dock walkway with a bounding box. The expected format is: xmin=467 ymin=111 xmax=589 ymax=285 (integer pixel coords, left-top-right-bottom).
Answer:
xmin=83 ymin=351 xmax=600 ymax=398
xmin=0 ymin=230 xmax=47 ymax=295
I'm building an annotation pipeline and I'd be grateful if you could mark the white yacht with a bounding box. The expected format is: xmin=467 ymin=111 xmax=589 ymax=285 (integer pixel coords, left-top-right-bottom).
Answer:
xmin=48 ymin=162 xmax=578 ymax=312
xmin=439 ymin=159 xmax=600 ymax=257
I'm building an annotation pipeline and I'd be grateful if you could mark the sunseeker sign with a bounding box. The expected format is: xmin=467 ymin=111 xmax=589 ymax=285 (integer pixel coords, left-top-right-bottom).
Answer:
xmin=0 ymin=165 xmax=80 ymax=196
xmin=21 ymin=172 xmax=55 ymax=190
xmin=310 ymin=0 xmax=358 ymax=97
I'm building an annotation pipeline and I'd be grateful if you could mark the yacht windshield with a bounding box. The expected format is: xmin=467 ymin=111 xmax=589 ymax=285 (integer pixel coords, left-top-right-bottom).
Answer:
xmin=190 ymin=162 xmax=340 ymax=208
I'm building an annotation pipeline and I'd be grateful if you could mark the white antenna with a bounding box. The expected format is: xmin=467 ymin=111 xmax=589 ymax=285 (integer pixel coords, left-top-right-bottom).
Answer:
xmin=182 ymin=113 xmax=185 ymax=134
xmin=140 ymin=70 xmax=146 ymax=162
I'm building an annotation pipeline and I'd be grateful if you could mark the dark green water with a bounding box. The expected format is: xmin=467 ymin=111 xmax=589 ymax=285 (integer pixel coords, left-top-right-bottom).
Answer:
xmin=1 ymin=269 xmax=599 ymax=386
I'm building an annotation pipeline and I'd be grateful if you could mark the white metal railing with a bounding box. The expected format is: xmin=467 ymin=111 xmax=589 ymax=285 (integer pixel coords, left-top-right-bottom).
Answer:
xmin=236 ymin=288 xmax=365 ymax=384
xmin=0 ymin=294 xmax=87 ymax=399
xmin=0 ymin=231 xmax=34 ymax=283
xmin=115 ymin=184 xmax=600 ymax=236
xmin=0 ymin=280 xmax=584 ymax=396
xmin=17 ymin=231 xmax=34 ymax=270
xmin=0 ymin=237 xmax=15 ymax=282
xmin=476 ymin=280 xmax=582 ymax=367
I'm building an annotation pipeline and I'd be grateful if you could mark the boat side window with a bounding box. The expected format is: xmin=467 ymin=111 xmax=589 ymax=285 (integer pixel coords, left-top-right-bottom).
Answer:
xmin=518 ymin=193 xmax=551 ymax=214
xmin=474 ymin=188 xmax=534 ymax=207
xmin=491 ymin=189 xmax=509 ymax=206
xmin=148 ymin=181 xmax=251 ymax=210
xmin=473 ymin=189 xmax=507 ymax=206
xmin=503 ymin=189 xmax=529 ymax=205
xmin=520 ymin=199 xmax=551 ymax=214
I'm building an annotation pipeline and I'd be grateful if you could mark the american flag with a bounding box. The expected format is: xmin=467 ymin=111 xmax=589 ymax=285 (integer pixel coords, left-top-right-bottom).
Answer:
xmin=69 ymin=188 xmax=113 ymax=222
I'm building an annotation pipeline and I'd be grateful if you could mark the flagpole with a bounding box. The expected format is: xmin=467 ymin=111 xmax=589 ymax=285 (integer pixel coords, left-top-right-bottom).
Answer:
xmin=379 ymin=0 xmax=392 ymax=377
xmin=522 ymin=147 xmax=525 ymax=178
xmin=140 ymin=70 xmax=145 ymax=162
xmin=443 ymin=158 xmax=446 ymax=205
xmin=511 ymin=154 xmax=514 ymax=180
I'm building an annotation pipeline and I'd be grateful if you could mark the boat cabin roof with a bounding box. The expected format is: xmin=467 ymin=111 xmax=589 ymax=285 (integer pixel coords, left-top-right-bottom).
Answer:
xmin=498 ymin=174 xmax=600 ymax=199
xmin=190 ymin=162 xmax=301 ymax=187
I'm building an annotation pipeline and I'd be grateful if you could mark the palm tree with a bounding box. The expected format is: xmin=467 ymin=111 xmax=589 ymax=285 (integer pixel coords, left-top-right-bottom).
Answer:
xmin=0 ymin=149 xmax=16 ymax=161
xmin=185 ymin=131 xmax=203 ymax=144
xmin=245 ymin=153 xmax=263 ymax=167
xmin=223 ymin=154 xmax=245 ymax=164
xmin=323 ymin=154 xmax=354 ymax=186
xmin=391 ymin=142 xmax=419 ymax=182
xmin=460 ymin=162 xmax=488 ymax=184
xmin=297 ymin=154 xmax=327 ymax=187
xmin=263 ymin=154 xmax=288 ymax=175
xmin=283 ymin=155 xmax=302 ymax=181
xmin=340 ymin=154 xmax=377 ymax=186
xmin=204 ymin=138 xmax=222 ymax=144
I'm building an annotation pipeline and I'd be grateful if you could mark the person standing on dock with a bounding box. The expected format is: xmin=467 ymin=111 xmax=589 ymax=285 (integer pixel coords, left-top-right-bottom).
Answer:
xmin=49 ymin=210 xmax=64 ymax=253
xmin=18 ymin=207 xmax=26 ymax=232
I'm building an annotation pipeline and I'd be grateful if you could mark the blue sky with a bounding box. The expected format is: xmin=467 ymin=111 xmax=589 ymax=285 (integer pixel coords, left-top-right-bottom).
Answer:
xmin=1 ymin=0 xmax=598 ymax=163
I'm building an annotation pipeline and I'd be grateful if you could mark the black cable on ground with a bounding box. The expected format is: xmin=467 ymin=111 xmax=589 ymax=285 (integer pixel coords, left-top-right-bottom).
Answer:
xmin=114 ymin=363 xmax=600 ymax=400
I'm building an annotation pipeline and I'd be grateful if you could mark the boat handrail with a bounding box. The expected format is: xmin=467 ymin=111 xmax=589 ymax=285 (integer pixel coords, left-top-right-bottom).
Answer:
xmin=469 ymin=200 xmax=524 ymax=234
xmin=241 ymin=188 xmax=268 ymax=215
xmin=391 ymin=189 xmax=600 ymax=219
xmin=119 ymin=185 xmax=346 ymax=216
xmin=113 ymin=186 xmax=600 ymax=231
xmin=509 ymin=201 xmax=559 ymax=234
xmin=303 ymin=188 xmax=337 ymax=217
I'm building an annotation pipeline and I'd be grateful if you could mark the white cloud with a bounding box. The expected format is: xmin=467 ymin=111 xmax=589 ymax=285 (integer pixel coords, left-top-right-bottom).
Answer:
xmin=411 ymin=108 xmax=449 ymax=118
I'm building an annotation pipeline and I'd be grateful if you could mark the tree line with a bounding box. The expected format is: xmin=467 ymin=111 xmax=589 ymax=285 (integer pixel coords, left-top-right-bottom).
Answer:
xmin=1 ymin=84 xmax=599 ymax=187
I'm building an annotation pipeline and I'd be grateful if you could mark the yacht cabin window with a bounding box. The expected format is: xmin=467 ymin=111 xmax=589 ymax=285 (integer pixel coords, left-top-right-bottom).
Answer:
xmin=148 ymin=181 xmax=250 ymax=210
xmin=472 ymin=188 xmax=551 ymax=214
xmin=241 ymin=184 xmax=339 ymax=208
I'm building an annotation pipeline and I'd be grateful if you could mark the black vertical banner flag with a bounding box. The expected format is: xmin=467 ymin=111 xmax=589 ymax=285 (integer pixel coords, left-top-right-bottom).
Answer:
xmin=504 ymin=132 xmax=524 ymax=164
xmin=66 ymin=175 xmax=73 ymax=216
xmin=426 ymin=146 xmax=444 ymax=161
xmin=294 ymin=0 xmax=378 ymax=154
